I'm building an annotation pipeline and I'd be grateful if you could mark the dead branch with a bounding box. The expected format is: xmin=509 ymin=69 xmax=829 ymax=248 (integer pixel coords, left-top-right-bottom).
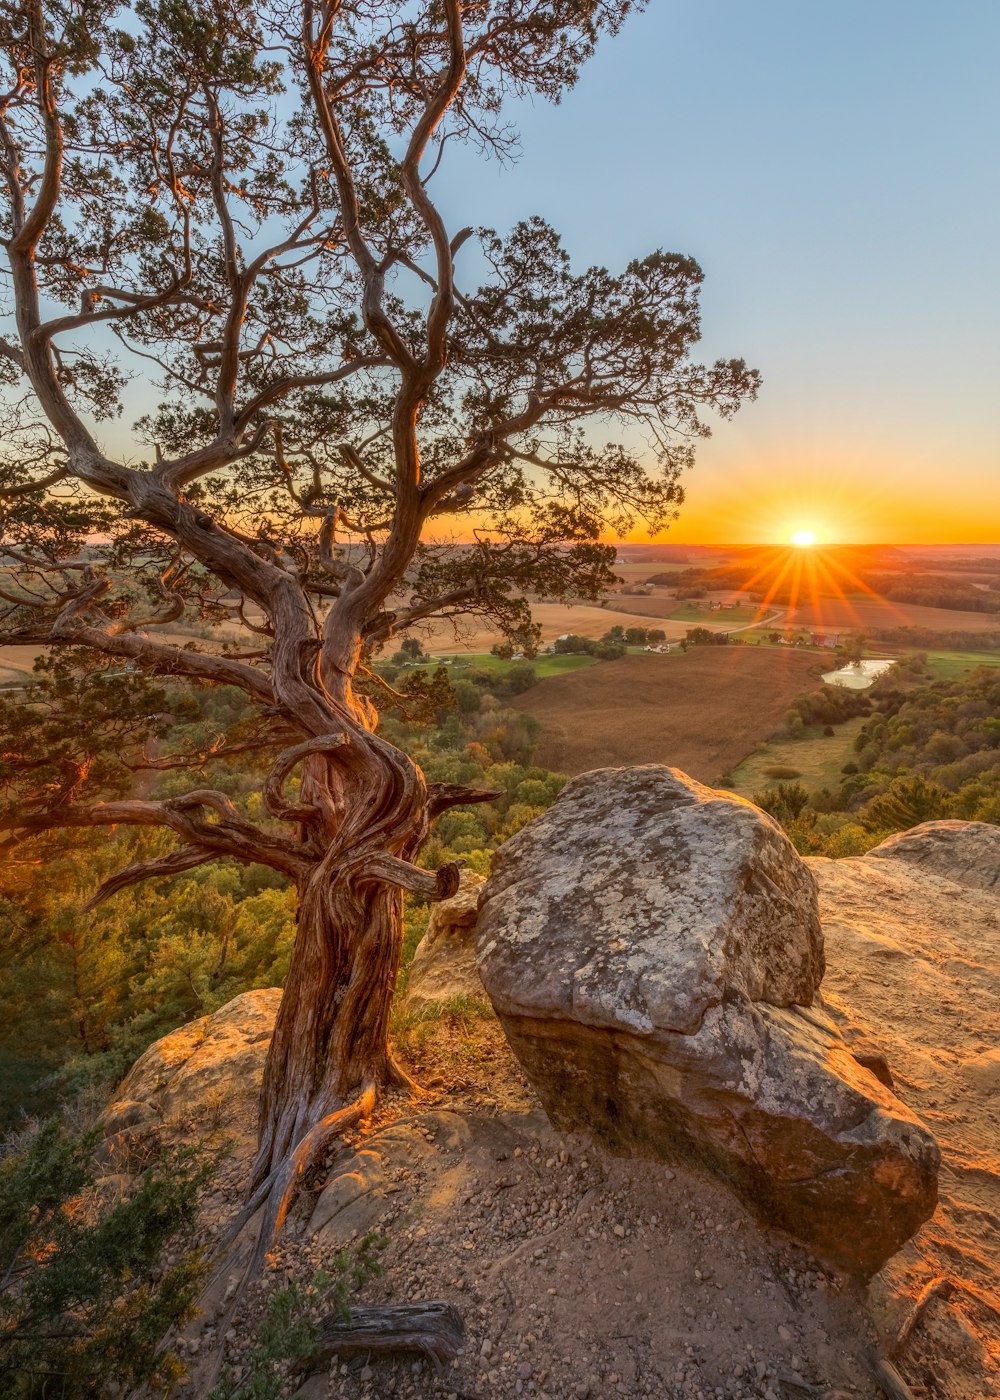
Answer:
xmin=85 ymin=844 xmax=220 ymax=908
xmin=426 ymin=782 xmax=502 ymax=817
xmin=311 ymin=1300 xmax=465 ymax=1371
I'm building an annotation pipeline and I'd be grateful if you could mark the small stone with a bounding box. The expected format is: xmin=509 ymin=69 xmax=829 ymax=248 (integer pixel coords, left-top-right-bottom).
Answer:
xmin=518 ymin=1361 xmax=533 ymax=1380
xmin=613 ymin=1224 xmax=626 ymax=1238
xmin=480 ymin=1338 xmax=493 ymax=1358
xmin=777 ymin=1324 xmax=792 ymax=1342
xmin=360 ymin=1366 xmax=373 ymax=1382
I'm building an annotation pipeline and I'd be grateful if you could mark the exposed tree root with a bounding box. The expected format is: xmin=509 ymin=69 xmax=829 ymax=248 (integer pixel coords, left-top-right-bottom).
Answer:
xmin=890 ymin=1275 xmax=956 ymax=1361
xmin=241 ymin=1084 xmax=377 ymax=1289
xmin=386 ymin=1054 xmax=431 ymax=1095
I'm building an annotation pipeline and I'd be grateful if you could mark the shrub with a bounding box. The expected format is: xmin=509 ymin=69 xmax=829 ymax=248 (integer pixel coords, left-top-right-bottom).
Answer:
xmin=751 ymin=782 xmax=811 ymax=824
xmin=763 ymin=765 xmax=801 ymax=780
xmin=0 ymin=1121 xmax=210 ymax=1398
xmin=209 ymin=1234 xmax=386 ymax=1400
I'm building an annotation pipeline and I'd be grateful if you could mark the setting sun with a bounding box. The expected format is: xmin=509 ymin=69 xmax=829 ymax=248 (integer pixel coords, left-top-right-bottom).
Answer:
xmin=791 ymin=529 xmax=817 ymax=547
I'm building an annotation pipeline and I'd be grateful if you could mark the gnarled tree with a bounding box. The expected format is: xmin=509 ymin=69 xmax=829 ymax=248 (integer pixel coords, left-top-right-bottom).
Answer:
xmin=0 ymin=0 xmax=758 ymax=1252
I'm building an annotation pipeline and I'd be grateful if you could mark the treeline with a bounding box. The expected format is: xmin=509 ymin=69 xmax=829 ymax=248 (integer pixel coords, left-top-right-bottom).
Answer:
xmin=647 ymin=563 xmax=1000 ymax=616
xmin=754 ymin=666 xmax=1000 ymax=854
xmin=864 ymin=572 xmax=1000 ymax=613
xmin=871 ymin=624 xmax=1000 ymax=652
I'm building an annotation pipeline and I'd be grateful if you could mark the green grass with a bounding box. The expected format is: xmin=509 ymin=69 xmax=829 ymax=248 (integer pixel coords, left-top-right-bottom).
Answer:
xmin=923 ymin=650 xmax=1000 ymax=681
xmin=668 ymin=602 xmax=763 ymax=624
xmin=727 ymin=716 xmax=869 ymax=798
xmin=427 ymin=651 xmax=599 ymax=677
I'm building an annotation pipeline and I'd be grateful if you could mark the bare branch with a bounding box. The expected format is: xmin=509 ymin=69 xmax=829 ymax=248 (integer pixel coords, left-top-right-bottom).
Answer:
xmin=85 ymin=844 xmax=221 ymax=909
xmin=262 ymin=732 xmax=349 ymax=824
xmin=359 ymin=854 xmax=461 ymax=901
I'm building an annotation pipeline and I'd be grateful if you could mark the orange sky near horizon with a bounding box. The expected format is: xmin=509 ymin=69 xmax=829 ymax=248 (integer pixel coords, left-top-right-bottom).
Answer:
xmin=621 ymin=445 xmax=1000 ymax=548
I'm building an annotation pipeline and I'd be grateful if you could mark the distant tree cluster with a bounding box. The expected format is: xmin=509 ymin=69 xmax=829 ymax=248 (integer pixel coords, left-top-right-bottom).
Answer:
xmin=864 ymin=573 xmax=1000 ymax=614
xmin=757 ymin=667 xmax=1000 ymax=855
xmin=601 ymin=624 xmax=667 ymax=646
xmin=872 ymin=626 xmax=1000 ymax=652
xmin=552 ymin=634 xmax=627 ymax=660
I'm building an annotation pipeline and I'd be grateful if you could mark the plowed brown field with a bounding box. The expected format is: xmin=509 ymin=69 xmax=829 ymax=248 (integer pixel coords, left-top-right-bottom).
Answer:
xmin=784 ymin=596 xmax=1000 ymax=633
xmin=509 ymin=646 xmax=822 ymax=784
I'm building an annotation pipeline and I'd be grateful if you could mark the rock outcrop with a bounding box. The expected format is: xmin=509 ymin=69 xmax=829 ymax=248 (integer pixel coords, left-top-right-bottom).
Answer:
xmin=811 ymin=826 xmax=1000 ymax=1339
xmin=405 ymin=869 xmax=490 ymax=1012
xmin=867 ymin=818 xmax=1000 ymax=889
xmin=103 ymin=988 xmax=281 ymax=1141
xmin=476 ymin=765 xmax=940 ymax=1276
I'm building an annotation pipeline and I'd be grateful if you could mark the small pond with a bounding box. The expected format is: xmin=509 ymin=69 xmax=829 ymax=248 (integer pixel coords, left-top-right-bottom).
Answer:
xmin=821 ymin=658 xmax=896 ymax=690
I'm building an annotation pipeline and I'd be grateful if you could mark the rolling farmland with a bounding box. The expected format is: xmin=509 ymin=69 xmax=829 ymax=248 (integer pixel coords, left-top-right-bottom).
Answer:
xmin=508 ymin=647 xmax=822 ymax=785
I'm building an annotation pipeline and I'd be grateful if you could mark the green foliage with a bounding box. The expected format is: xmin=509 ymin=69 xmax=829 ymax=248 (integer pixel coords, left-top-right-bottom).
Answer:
xmin=859 ymin=774 xmax=954 ymax=832
xmin=0 ymin=1120 xmax=209 ymax=1398
xmin=752 ymin=782 xmax=811 ymax=825
xmin=553 ymin=633 xmax=626 ymax=660
xmin=1 ymin=663 xmax=570 ymax=1120
xmin=0 ymin=835 xmax=297 ymax=1126
xmin=208 ymin=1235 xmax=385 ymax=1400
xmin=759 ymin=668 xmax=1000 ymax=854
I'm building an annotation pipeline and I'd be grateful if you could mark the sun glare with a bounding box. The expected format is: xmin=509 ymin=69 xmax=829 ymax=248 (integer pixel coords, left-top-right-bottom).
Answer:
xmin=791 ymin=529 xmax=817 ymax=547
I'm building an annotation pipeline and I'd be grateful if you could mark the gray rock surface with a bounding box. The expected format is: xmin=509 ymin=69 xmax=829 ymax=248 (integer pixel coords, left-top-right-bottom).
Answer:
xmin=476 ymin=765 xmax=940 ymax=1275
xmin=477 ymin=765 xmax=824 ymax=1035
xmin=406 ymin=868 xmax=491 ymax=1011
xmin=868 ymin=819 xmax=1000 ymax=889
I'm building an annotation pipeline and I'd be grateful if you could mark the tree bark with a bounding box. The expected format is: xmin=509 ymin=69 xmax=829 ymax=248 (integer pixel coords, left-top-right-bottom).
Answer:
xmin=249 ymin=727 xmax=430 ymax=1198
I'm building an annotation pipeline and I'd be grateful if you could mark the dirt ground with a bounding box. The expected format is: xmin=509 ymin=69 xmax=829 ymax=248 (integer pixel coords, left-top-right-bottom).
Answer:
xmin=507 ymin=649 xmax=822 ymax=785
xmin=171 ymin=1014 xmax=896 ymax=1400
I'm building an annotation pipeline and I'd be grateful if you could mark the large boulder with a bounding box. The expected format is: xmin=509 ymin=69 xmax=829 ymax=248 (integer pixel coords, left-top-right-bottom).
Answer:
xmin=103 ymin=988 xmax=281 ymax=1140
xmin=405 ymin=869 xmax=490 ymax=1012
xmin=476 ymin=766 xmax=940 ymax=1276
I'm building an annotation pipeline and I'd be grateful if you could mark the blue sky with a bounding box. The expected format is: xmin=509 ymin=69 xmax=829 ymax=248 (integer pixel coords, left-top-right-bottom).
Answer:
xmin=433 ymin=1 xmax=1000 ymax=543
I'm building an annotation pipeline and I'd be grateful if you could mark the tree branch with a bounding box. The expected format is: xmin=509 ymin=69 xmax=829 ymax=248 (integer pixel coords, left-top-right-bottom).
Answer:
xmin=84 ymin=844 xmax=222 ymax=909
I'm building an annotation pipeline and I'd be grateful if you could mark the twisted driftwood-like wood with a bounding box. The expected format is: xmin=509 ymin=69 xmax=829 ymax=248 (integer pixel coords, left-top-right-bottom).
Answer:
xmin=312 ymin=1301 xmax=465 ymax=1371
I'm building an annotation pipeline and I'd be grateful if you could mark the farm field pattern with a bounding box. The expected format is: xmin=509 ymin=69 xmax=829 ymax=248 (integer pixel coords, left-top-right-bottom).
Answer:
xmin=508 ymin=647 xmax=822 ymax=784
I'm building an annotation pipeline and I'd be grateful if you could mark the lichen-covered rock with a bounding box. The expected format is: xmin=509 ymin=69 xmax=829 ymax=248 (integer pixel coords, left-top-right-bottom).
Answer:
xmin=476 ymin=766 xmax=939 ymax=1275
xmin=478 ymin=765 xmax=825 ymax=1035
xmin=405 ymin=869 xmax=490 ymax=1012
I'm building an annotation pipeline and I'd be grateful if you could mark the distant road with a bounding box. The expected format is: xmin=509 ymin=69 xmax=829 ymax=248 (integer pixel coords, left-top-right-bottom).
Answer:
xmin=730 ymin=608 xmax=785 ymax=634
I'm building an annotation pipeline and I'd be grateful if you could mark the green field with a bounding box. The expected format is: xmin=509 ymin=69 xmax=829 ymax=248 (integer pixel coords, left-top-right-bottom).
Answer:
xmin=727 ymin=716 xmax=868 ymax=798
xmin=923 ymin=650 xmax=1000 ymax=681
xmin=416 ymin=651 xmax=598 ymax=679
xmin=668 ymin=602 xmax=764 ymax=624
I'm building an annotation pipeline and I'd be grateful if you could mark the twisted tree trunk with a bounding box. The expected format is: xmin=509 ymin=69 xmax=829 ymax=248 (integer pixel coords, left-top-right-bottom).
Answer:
xmin=234 ymin=716 xmax=445 ymax=1270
